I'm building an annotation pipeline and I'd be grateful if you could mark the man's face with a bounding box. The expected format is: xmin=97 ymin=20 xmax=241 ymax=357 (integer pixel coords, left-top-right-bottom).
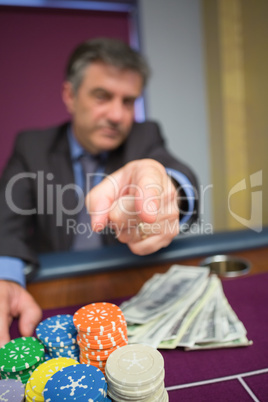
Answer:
xmin=63 ymin=62 xmax=143 ymax=154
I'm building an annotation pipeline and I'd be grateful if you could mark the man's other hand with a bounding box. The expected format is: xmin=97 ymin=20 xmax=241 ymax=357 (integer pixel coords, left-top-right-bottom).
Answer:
xmin=0 ymin=280 xmax=42 ymax=347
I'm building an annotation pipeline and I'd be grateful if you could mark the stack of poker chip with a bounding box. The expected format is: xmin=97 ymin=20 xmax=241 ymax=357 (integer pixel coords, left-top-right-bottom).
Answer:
xmin=105 ymin=344 xmax=169 ymax=401
xmin=36 ymin=314 xmax=79 ymax=361
xmin=73 ymin=302 xmax=128 ymax=374
xmin=0 ymin=379 xmax=25 ymax=401
xmin=0 ymin=337 xmax=45 ymax=385
xmin=43 ymin=363 xmax=112 ymax=401
xmin=25 ymin=357 xmax=78 ymax=401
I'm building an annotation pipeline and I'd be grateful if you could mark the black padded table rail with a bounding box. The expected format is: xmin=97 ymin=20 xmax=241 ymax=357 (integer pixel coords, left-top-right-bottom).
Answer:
xmin=27 ymin=227 xmax=268 ymax=282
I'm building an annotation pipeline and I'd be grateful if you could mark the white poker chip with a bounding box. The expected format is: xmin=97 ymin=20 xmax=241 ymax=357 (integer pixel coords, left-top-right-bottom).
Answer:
xmin=105 ymin=344 xmax=167 ymax=401
xmin=106 ymin=367 xmax=165 ymax=398
xmin=105 ymin=344 xmax=164 ymax=387
xmin=145 ymin=383 xmax=166 ymax=401
xmin=108 ymin=381 xmax=165 ymax=401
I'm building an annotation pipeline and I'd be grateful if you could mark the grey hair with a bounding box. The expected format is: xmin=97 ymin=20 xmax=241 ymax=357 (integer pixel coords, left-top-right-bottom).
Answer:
xmin=65 ymin=37 xmax=151 ymax=93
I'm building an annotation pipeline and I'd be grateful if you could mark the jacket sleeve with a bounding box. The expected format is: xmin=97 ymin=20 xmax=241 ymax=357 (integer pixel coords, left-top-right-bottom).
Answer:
xmin=0 ymin=133 xmax=39 ymax=266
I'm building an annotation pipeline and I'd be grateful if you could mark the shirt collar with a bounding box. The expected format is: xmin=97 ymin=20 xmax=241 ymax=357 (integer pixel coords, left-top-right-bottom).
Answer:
xmin=67 ymin=125 xmax=108 ymax=162
xmin=67 ymin=125 xmax=85 ymax=161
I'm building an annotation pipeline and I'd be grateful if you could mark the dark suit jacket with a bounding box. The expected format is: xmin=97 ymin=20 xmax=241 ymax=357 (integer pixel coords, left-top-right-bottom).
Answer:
xmin=0 ymin=121 xmax=199 ymax=265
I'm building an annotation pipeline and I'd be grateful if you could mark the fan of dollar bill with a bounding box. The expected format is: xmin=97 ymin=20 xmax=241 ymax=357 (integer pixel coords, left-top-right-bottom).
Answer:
xmin=120 ymin=265 xmax=253 ymax=350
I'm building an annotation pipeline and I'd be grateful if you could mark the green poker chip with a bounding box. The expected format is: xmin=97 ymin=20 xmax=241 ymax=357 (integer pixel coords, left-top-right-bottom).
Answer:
xmin=0 ymin=337 xmax=45 ymax=373
xmin=3 ymin=363 xmax=39 ymax=378
xmin=0 ymin=370 xmax=31 ymax=384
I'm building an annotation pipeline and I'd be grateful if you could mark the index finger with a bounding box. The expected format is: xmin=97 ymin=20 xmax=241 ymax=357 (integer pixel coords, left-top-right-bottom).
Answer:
xmin=132 ymin=162 xmax=165 ymax=223
xmin=86 ymin=160 xmax=166 ymax=230
xmin=86 ymin=171 xmax=122 ymax=232
xmin=0 ymin=296 xmax=11 ymax=347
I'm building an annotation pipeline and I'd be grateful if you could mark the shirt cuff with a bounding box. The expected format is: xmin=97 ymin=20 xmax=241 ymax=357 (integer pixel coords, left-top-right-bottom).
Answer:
xmin=165 ymin=168 xmax=195 ymax=224
xmin=0 ymin=257 xmax=26 ymax=287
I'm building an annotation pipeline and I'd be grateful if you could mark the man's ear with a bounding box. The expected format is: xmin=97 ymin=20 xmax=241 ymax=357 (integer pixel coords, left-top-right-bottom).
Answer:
xmin=62 ymin=81 xmax=75 ymax=114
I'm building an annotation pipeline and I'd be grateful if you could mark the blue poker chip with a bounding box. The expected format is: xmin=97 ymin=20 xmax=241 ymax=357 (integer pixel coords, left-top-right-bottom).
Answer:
xmin=46 ymin=344 xmax=79 ymax=351
xmin=44 ymin=364 xmax=108 ymax=401
xmin=44 ymin=352 xmax=52 ymax=361
xmin=0 ymin=379 xmax=25 ymax=401
xmin=45 ymin=342 xmax=80 ymax=361
xmin=49 ymin=352 xmax=79 ymax=361
xmin=36 ymin=315 xmax=77 ymax=347
xmin=47 ymin=345 xmax=80 ymax=353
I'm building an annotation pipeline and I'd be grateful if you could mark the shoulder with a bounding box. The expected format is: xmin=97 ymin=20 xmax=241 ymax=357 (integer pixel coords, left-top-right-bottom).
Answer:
xmin=130 ymin=120 xmax=161 ymax=135
xmin=13 ymin=123 xmax=68 ymax=163
xmin=16 ymin=123 xmax=68 ymax=145
xmin=14 ymin=122 xmax=69 ymax=153
xmin=127 ymin=120 xmax=164 ymax=143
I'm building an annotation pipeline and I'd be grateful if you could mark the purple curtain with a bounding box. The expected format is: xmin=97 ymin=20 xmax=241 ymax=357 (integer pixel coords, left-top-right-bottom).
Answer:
xmin=0 ymin=6 xmax=130 ymax=173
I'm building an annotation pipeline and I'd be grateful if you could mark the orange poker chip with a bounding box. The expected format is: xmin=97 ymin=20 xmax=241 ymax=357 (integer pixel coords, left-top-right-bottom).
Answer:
xmin=79 ymin=356 xmax=106 ymax=368
xmin=80 ymin=342 xmax=127 ymax=362
xmin=77 ymin=338 xmax=123 ymax=350
xmin=79 ymin=343 xmax=124 ymax=359
xmin=80 ymin=352 xmax=110 ymax=362
xmin=77 ymin=334 xmax=127 ymax=350
xmin=78 ymin=326 xmax=127 ymax=341
xmin=78 ymin=322 xmax=127 ymax=338
xmin=77 ymin=327 xmax=127 ymax=344
xmin=73 ymin=303 xmax=126 ymax=334
xmin=79 ymin=357 xmax=106 ymax=374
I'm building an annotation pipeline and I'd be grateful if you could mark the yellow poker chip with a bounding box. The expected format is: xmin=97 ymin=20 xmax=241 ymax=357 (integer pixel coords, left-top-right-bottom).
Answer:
xmin=24 ymin=386 xmax=43 ymax=402
xmin=25 ymin=357 xmax=79 ymax=400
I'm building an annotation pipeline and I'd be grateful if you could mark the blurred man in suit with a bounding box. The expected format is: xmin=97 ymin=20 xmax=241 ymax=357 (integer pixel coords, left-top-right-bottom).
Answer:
xmin=0 ymin=38 xmax=199 ymax=346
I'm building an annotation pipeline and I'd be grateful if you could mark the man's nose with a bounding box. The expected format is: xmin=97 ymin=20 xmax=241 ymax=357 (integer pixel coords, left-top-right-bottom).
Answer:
xmin=106 ymin=99 xmax=124 ymax=123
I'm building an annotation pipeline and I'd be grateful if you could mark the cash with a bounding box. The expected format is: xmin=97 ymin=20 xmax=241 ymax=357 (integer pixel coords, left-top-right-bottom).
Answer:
xmin=120 ymin=265 xmax=252 ymax=350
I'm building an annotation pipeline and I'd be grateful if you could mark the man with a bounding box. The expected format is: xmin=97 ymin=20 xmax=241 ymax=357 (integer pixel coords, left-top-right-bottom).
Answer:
xmin=0 ymin=38 xmax=199 ymax=347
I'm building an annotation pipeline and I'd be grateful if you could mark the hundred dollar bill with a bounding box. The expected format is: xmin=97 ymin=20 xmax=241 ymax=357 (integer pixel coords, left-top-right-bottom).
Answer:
xmin=128 ymin=277 xmax=210 ymax=348
xmin=162 ymin=277 xmax=212 ymax=341
xmin=184 ymin=335 xmax=253 ymax=350
xmin=219 ymin=297 xmax=247 ymax=342
xmin=127 ymin=316 xmax=162 ymax=342
xmin=171 ymin=281 xmax=220 ymax=348
xmin=193 ymin=286 xmax=224 ymax=344
xmin=158 ymin=276 xmax=219 ymax=349
xmin=123 ymin=264 xmax=251 ymax=351
xmin=180 ymin=279 xmax=248 ymax=348
xmin=121 ymin=265 xmax=210 ymax=324
xmin=194 ymin=282 xmax=246 ymax=344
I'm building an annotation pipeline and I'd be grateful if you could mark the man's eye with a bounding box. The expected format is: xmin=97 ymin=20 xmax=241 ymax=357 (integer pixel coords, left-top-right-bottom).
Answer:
xmin=124 ymin=99 xmax=135 ymax=107
xmin=96 ymin=93 xmax=107 ymax=100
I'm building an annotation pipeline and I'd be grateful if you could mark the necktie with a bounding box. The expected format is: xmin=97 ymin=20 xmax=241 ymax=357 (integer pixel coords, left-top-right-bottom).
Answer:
xmin=72 ymin=154 xmax=103 ymax=250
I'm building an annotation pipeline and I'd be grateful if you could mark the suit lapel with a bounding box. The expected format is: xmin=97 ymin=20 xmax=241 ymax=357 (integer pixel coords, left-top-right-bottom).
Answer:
xmin=47 ymin=124 xmax=77 ymax=250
